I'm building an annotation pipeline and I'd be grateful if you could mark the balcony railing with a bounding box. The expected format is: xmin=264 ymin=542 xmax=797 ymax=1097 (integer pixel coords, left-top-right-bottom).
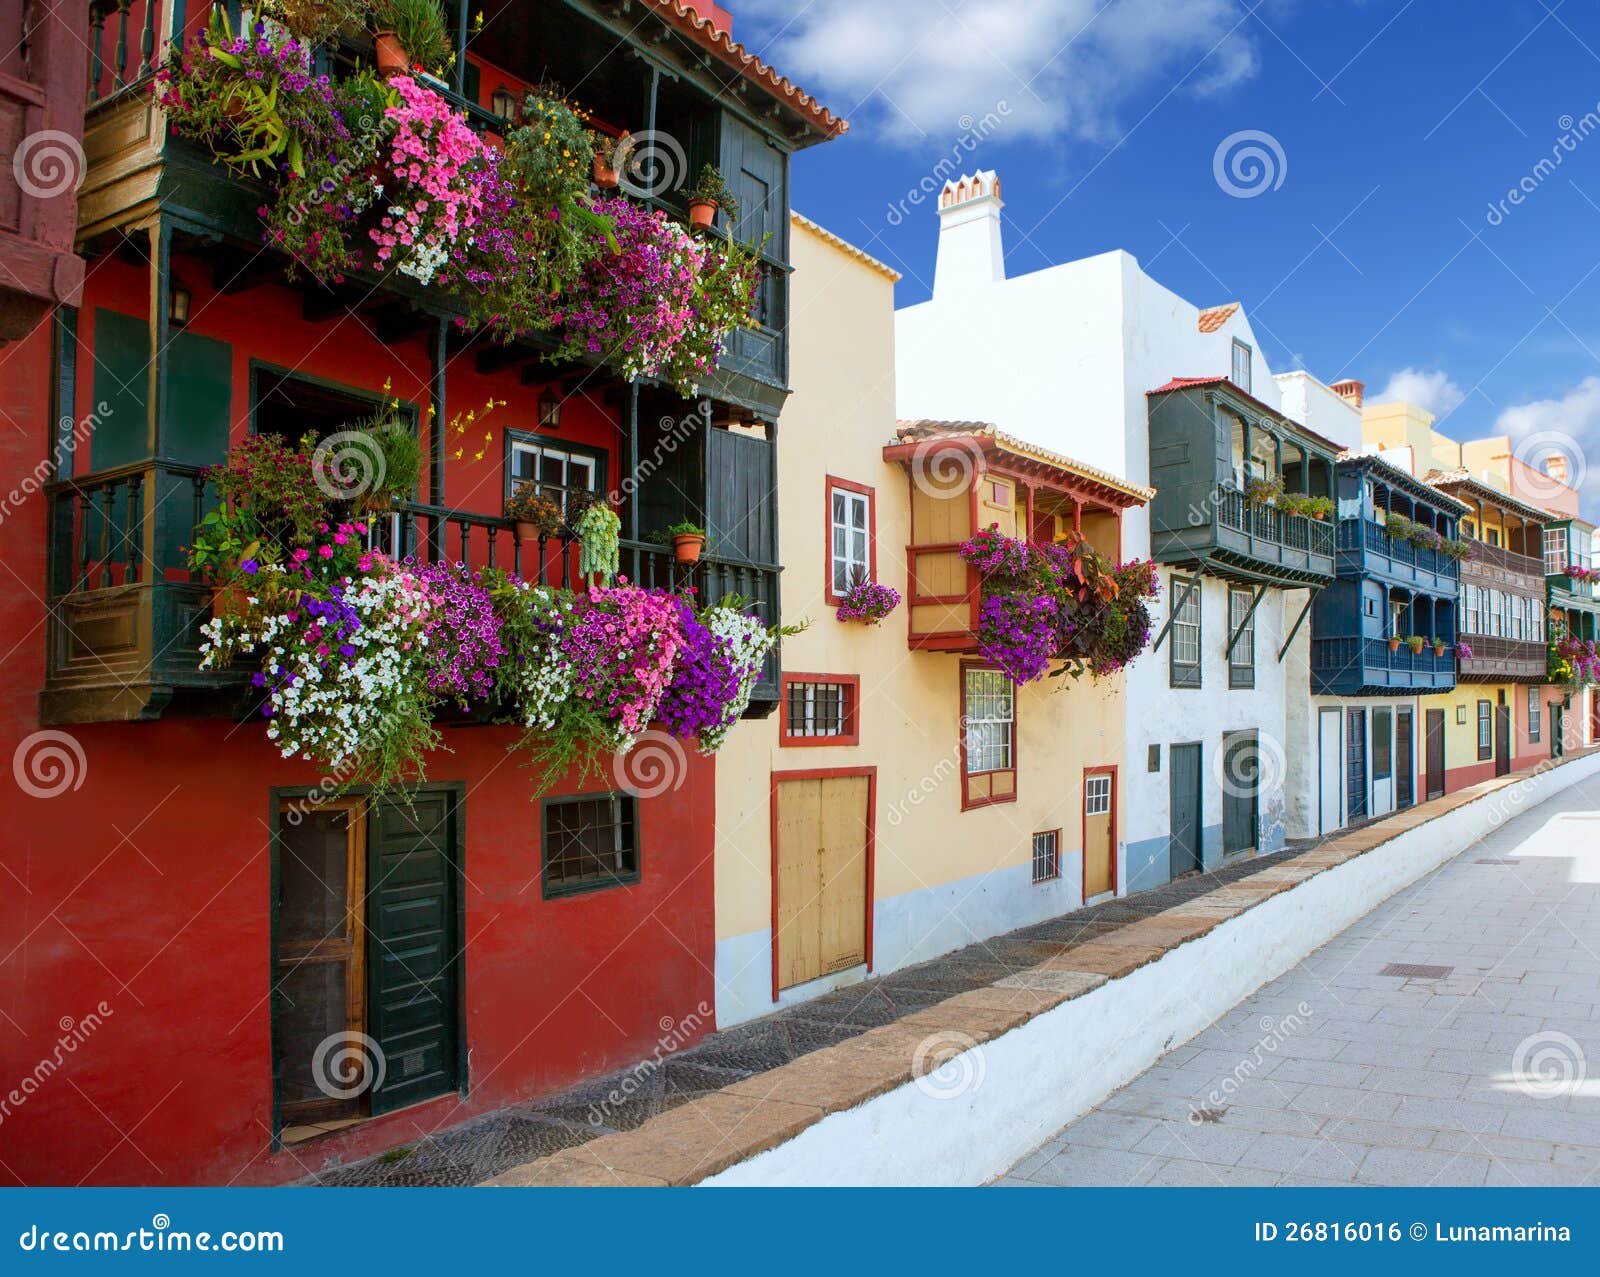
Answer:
xmin=1310 ymin=635 xmax=1457 ymax=695
xmin=1466 ymin=540 xmax=1542 ymax=580
xmin=1456 ymin=635 xmax=1547 ymax=682
xmin=43 ymin=460 xmax=781 ymax=722
xmin=1215 ymin=486 xmax=1335 ymax=559
xmin=1336 ymin=520 xmax=1460 ymax=586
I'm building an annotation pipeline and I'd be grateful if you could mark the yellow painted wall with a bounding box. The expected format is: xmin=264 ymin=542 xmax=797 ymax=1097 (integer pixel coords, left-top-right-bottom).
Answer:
xmin=713 ymin=217 xmax=1128 ymax=1007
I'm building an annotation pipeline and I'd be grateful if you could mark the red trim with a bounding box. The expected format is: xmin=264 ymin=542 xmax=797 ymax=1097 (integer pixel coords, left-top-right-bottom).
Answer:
xmin=769 ymin=767 xmax=878 ymax=1002
xmin=824 ymin=475 xmax=877 ymax=607
xmin=958 ymin=659 xmax=1017 ymax=811
xmin=1080 ymin=765 xmax=1119 ymax=899
xmin=777 ymin=672 xmax=861 ymax=747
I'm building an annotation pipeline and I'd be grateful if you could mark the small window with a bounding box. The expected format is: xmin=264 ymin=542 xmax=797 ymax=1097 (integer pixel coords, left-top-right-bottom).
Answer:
xmin=1477 ymin=700 xmax=1493 ymax=759
xmin=1545 ymin=527 xmax=1568 ymax=575
xmin=1487 ymin=527 xmax=1501 ymax=547
xmin=1169 ymin=576 xmax=1201 ymax=689
xmin=1085 ymin=774 xmax=1112 ymax=815
xmin=506 ymin=433 xmax=604 ymax=507
xmin=1031 ymin=831 xmax=1060 ymax=883
xmin=779 ymin=675 xmax=860 ymax=747
xmin=1231 ymin=339 xmax=1252 ymax=394
xmin=1528 ymin=686 xmax=1542 ymax=743
xmin=542 ymin=794 xmax=639 ymax=898
xmin=827 ymin=477 xmax=874 ymax=602
xmin=961 ymin=666 xmax=1016 ymax=809
xmin=1228 ymin=586 xmax=1255 ymax=689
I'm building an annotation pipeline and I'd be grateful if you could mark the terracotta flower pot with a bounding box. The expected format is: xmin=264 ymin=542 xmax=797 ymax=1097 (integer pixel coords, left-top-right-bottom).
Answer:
xmin=673 ymin=533 xmax=705 ymax=564
xmin=1434 ymin=642 xmax=1447 ymax=657
xmin=592 ymin=153 xmax=619 ymax=189
xmin=210 ymin=581 xmax=251 ymax=620
xmin=1388 ymin=637 xmax=1402 ymax=652
xmin=688 ymin=198 xmax=717 ymax=229
xmin=374 ymin=30 xmax=408 ymax=77
xmin=515 ymin=520 xmax=546 ymax=543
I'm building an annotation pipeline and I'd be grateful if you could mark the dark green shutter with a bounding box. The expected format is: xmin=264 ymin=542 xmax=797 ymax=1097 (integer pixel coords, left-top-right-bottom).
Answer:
xmin=90 ymin=307 xmax=232 ymax=470
xmin=367 ymin=791 xmax=461 ymax=1115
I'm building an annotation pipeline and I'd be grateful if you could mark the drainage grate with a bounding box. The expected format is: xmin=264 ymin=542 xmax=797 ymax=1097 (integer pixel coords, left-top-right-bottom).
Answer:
xmin=1474 ymin=858 xmax=1517 ymax=865
xmin=1381 ymin=963 xmax=1453 ymax=979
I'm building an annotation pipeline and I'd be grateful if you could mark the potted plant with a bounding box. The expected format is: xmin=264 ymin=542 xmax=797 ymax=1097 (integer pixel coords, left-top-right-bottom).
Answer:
xmin=684 ymin=163 xmax=739 ymax=230
xmin=505 ymin=481 xmax=564 ymax=543
xmin=1302 ymin=496 xmax=1334 ymax=521
xmin=1388 ymin=634 xmax=1403 ymax=652
xmin=654 ymin=519 xmax=708 ymax=564
xmin=348 ymin=415 xmax=421 ymax=512
xmin=1384 ymin=511 xmax=1415 ymax=542
xmin=836 ymin=575 xmax=901 ymax=626
xmin=1244 ymin=475 xmax=1283 ymax=506
xmin=592 ymin=133 xmax=622 ymax=189
xmin=370 ymin=0 xmax=449 ymax=77
xmin=1433 ymin=638 xmax=1447 ymax=657
xmin=1406 ymin=634 xmax=1426 ymax=654
xmin=1455 ymin=640 xmax=1474 ymax=661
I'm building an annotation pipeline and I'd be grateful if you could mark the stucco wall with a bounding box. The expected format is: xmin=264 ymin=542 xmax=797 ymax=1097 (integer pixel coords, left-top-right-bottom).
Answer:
xmin=714 ymin=219 xmax=1128 ymax=1028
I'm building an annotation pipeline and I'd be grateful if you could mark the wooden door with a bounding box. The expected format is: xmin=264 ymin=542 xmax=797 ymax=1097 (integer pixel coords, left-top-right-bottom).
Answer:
xmin=1083 ymin=769 xmax=1115 ymax=897
xmin=774 ymin=774 xmax=871 ymax=992
xmin=1494 ymin=695 xmax=1512 ymax=777
xmin=1169 ymin=744 xmax=1203 ymax=877
xmin=273 ymin=800 xmax=367 ymax=1125
xmin=1396 ymin=708 xmax=1415 ymax=808
xmin=1425 ymin=709 xmax=1446 ymax=800
xmin=1346 ymin=708 xmax=1369 ymax=822
xmin=1318 ymin=709 xmax=1342 ymax=832
xmin=1221 ymin=731 xmax=1259 ymax=855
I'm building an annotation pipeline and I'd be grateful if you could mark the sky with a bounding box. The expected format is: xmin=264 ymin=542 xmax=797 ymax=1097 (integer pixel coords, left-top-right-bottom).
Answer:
xmin=730 ymin=0 xmax=1600 ymax=519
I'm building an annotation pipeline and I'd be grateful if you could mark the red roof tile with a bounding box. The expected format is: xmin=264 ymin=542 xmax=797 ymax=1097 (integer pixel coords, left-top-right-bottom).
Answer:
xmin=1197 ymin=302 xmax=1240 ymax=333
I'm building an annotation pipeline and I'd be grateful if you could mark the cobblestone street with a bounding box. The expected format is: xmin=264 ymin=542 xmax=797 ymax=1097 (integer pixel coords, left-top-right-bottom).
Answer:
xmin=999 ymin=782 xmax=1600 ymax=1187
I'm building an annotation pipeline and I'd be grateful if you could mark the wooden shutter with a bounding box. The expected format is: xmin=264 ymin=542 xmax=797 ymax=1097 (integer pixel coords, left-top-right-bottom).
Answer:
xmin=366 ymin=791 xmax=461 ymax=1115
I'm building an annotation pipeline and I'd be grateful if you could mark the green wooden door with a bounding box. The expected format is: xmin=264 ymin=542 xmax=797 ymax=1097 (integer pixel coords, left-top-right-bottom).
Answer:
xmin=90 ymin=307 xmax=233 ymax=470
xmin=366 ymin=790 xmax=461 ymax=1116
xmin=1221 ymin=730 xmax=1259 ymax=855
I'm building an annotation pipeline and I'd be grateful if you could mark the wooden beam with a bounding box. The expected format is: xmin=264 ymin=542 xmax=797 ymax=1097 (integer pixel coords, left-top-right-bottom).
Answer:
xmin=374 ymin=304 xmax=431 ymax=346
xmin=474 ymin=343 xmax=533 ymax=376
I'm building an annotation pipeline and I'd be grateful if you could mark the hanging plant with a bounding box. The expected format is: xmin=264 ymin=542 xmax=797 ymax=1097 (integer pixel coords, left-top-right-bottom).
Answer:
xmin=835 ymin=577 xmax=900 ymax=625
xmin=573 ymin=501 xmax=621 ymax=587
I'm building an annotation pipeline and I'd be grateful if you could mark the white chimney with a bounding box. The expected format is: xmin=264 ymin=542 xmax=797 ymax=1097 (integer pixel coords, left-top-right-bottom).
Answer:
xmin=933 ymin=170 xmax=1005 ymax=299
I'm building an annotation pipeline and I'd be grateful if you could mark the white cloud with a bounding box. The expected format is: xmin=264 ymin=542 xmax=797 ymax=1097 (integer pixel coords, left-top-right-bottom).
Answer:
xmin=736 ymin=0 xmax=1272 ymax=147
xmin=1495 ymin=377 xmax=1600 ymax=520
xmin=1375 ymin=367 xmax=1465 ymax=418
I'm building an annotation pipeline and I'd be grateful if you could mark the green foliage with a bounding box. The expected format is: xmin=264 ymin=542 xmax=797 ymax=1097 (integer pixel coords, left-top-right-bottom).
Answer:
xmin=504 ymin=482 xmax=565 ymax=532
xmin=651 ymin=520 xmax=707 ymax=543
xmin=255 ymin=0 xmax=372 ymax=44
xmin=362 ymin=414 xmax=422 ymax=508
xmin=371 ymin=0 xmax=451 ymax=72
xmin=574 ymin=502 xmax=621 ymax=585
xmin=685 ymin=163 xmax=740 ymax=222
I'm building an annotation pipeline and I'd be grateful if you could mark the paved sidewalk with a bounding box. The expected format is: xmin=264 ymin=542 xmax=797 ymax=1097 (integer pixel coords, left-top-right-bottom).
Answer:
xmin=998 ymin=781 xmax=1600 ymax=1187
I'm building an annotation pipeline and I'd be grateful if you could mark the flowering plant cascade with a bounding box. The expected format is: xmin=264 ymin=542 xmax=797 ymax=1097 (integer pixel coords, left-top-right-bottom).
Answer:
xmin=1553 ymin=635 xmax=1600 ymax=684
xmin=959 ymin=525 xmax=1159 ymax=685
xmin=836 ymin=578 xmax=900 ymax=625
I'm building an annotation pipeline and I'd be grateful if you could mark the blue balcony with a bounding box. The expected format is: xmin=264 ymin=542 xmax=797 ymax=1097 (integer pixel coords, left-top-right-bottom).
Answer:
xmin=1336 ymin=519 xmax=1460 ymax=592
xmin=1311 ymin=636 xmax=1457 ymax=696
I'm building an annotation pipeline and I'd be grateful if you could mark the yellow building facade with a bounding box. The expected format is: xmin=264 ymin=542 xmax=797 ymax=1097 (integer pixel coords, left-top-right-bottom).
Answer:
xmin=713 ymin=216 xmax=1148 ymax=1026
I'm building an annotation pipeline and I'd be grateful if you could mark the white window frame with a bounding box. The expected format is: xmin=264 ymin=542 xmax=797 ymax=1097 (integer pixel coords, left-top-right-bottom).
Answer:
xmin=1085 ymin=773 xmax=1112 ymax=816
xmin=1170 ymin=577 xmax=1201 ymax=669
xmin=1228 ymin=585 xmax=1255 ymax=684
xmin=1529 ymin=686 xmax=1542 ymax=743
xmin=1545 ymin=527 xmax=1569 ymax=575
xmin=1230 ymin=339 xmax=1252 ymax=394
xmin=507 ymin=436 xmax=600 ymax=501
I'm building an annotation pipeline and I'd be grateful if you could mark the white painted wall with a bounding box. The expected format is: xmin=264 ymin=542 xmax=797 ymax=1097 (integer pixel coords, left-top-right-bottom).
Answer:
xmin=895 ymin=190 xmax=1309 ymax=886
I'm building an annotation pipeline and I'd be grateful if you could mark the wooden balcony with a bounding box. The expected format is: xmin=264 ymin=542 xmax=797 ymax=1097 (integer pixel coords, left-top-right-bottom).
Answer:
xmin=1456 ymin=635 xmax=1548 ymax=684
xmin=1310 ymin=636 xmax=1457 ymax=696
xmin=42 ymin=460 xmax=781 ymax=725
xmin=1335 ymin=519 xmax=1461 ymax=594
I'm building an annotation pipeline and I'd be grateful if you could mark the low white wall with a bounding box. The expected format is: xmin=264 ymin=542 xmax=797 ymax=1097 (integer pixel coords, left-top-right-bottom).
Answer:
xmin=703 ymin=751 xmax=1600 ymax=1186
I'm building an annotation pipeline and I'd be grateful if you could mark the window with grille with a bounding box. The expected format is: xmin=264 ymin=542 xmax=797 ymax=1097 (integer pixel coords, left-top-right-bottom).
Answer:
xmin=963 ymin=669 xmax=1014 ymax=773
xmin=1169 ymin=577 xmax=1201 ymax=688
xmin=1031 ymin=830 xmax=1060 ymax=883
xmin=1529 ymin=686 xmax=1542 ymax=743
xmin=780 ymin=676 xmax=858 ymax=745
xmin=1228 ymin=586 xmax=1255 ymax=689
xmin=541 ymin=794 xmax=638 ymax=898
xmin=828 ymin=480 xmax=873 ymax=600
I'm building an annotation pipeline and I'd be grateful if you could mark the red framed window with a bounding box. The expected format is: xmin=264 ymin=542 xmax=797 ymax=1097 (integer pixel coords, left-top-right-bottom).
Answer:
xmin=778 ymin=673 xmax=861 ymax=747
xmin=826 ymin=476 xmax=876 ymax=605
xmin=960 ymin=662 xmax=1016 ymax=810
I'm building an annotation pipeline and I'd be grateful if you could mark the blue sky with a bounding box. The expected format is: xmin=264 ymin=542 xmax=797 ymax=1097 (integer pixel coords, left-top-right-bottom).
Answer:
xmin=734 ymin=0 xmax=1600 ymax=516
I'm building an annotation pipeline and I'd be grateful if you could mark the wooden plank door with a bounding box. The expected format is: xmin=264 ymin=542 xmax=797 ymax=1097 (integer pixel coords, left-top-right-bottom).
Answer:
xmin=1396 ymin=708 xmax=1415 ymax=808
xmin=367 ymin=791 xmax=461 ymax=1116
xmin=1425 ymin=709 xmax=1446 ymax=799
xmin=273 ymin=800 xmax=367 ymax=1125
xmin=1169 ymin=744 xmax=1203 ymax=876
xmin=774 ymin=774 xmax=870 ymax=992
xmin=1221 ymin=731 xmax=1259 ymax=854
xmin=1495 ymin=695 xmax=1512 ymax=777
xmin=1346 ymin=708 xmax=1369 ymax=821
xmin=1083 ymin=770 xmax=1115 ymax=897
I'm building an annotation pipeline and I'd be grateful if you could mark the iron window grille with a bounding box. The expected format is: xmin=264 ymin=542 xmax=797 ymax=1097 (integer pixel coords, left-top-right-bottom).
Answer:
xmin=1031 ymin=830 xmax=1061 ymax=883
xmin=786 ymin=680 xmax=850 ymax=739
xmin=542 ymin=793 xmax=639 ymax=898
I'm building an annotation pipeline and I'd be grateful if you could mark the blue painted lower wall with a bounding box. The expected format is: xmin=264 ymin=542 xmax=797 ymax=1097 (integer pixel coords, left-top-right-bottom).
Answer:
xmin=1123 ymin=817 xmax=1287 ymax=895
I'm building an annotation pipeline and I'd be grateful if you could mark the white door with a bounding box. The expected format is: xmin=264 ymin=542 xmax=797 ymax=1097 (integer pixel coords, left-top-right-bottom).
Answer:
xmin=1318 ymin=709 xmax=1342 ymax=834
